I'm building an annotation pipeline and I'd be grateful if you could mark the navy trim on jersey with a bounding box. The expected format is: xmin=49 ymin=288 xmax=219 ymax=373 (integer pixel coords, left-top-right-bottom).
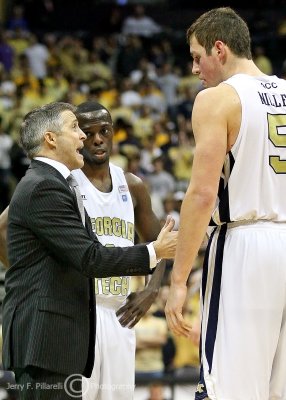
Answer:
xmin=196 ymin=228 xmax=217 ymax=400
xmin=217 ymin=152 xmax=235 ymax=223
xmin=205 ymin=224 xmax=227 ymax=372
xmin=209 ymin=152 xmax=235 ymax=226
xmin=201 ymin=229 xmax=216 ymax=303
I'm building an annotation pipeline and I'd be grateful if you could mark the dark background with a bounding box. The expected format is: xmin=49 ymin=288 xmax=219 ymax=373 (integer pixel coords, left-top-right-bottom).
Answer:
xmin=3 ymin=0 xmax=285 ymax=74
xmin=4 ymin=0 xmax=286 ymax=32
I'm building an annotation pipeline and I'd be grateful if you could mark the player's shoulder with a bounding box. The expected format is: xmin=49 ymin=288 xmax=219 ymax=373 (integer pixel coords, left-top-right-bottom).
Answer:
xmin=196 ymin=84 xmax=233 ymax=105
xmin=194 ymin=84 xmax=239 ymax=119
xmin=109 ymin=162 xmax=125 ymax=176
xmin=124 ymin=171 xmax=144 ymax=189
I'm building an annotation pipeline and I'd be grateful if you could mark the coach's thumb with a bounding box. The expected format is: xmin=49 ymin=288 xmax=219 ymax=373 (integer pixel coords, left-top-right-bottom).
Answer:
xmin=163 ymin=215 xmax=175 ymax=231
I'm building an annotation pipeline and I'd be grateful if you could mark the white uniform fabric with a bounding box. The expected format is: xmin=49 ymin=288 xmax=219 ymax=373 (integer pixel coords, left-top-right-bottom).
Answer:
xmin=211 ymin=74 xmax=286 ymax=225
xmin=196 ymin=75 xmax=286 ymax=400
xmin=72 ymin=165 xmax=136 ymax=400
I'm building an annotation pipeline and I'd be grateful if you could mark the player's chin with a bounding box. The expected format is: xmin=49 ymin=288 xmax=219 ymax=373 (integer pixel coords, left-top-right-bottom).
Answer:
xmin=93 ymin=155 xmax=108 ymax=164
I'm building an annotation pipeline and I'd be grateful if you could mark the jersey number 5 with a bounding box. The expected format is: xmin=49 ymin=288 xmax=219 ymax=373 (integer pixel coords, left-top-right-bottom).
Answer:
xmin=268 ymin=113 xmax=286 ymax=174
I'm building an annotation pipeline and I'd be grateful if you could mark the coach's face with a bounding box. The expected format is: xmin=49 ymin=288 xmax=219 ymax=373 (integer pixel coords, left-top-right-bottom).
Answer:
xmin=52 ymin=110 xmax=86 ymax=170
xmin=78 ymin=110 xmax=113 ymax=166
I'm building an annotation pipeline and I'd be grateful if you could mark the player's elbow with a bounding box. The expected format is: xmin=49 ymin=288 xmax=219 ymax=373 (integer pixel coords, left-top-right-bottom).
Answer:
xmin=191 ymin=186 xmax=216 ymax=211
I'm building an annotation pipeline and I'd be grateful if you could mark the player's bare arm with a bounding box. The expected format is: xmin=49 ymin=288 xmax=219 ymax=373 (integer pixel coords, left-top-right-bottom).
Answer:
xmin=0 ymin=206 xmax=9 ymax=268
xmin=125 ymin=172 xmax=161 ymax=241
xmin=116 ymin=172 xmax=168 ymax=328
xmin=165 ymin=86 xmax=231 ymax=337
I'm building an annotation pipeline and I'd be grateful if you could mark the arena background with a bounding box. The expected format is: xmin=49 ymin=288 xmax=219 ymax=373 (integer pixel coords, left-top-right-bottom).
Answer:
xmin=1 ymin=0 xmax=286 ymax=72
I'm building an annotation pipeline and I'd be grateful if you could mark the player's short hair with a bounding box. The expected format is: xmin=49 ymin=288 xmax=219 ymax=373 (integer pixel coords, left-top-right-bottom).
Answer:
xmin=186 ymin=7 xmax=252 ymax=59
xmin=76 ymin=101 xmax=109 ymax=115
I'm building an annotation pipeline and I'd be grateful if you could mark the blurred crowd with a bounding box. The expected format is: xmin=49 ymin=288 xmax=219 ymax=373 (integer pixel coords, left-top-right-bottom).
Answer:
xmin=0 ymin=2 xmax=286 ymax=398
xmin=0 ymin=4 xmax=204 ymax=218
xmin=1 ymin=3 xmax=286 ymax=216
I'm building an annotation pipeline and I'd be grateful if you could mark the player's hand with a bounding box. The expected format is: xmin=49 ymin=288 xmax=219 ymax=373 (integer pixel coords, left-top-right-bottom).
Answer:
xmin=116 ymin=289 xmax=157 ymax=328
xmin=165 ymin=284 xmax=192 ymax=337
xmin=153 ymin=215 xmax=177 ymax=259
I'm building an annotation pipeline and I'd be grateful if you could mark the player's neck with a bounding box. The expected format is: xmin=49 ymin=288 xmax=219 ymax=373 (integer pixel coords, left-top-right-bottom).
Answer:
xmin=82 ymin=162 xmax=112 ymax=193
xmin=226 ymin=59 xmax=265 ymax=79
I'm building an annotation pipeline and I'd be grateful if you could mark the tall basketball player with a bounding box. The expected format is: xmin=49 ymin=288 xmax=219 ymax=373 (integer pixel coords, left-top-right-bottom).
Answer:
xmin=165 ymin=7 xmax=286 ymax=400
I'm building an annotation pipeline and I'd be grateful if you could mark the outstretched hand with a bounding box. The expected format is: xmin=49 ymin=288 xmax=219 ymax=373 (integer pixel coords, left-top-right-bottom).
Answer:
xmin=116 ymin=288 xmax=158 ymax=328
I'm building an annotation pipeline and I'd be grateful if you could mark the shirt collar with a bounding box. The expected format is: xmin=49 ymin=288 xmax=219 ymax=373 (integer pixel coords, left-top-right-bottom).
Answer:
xmin=34 ymin=157 xmax=70 ymax=179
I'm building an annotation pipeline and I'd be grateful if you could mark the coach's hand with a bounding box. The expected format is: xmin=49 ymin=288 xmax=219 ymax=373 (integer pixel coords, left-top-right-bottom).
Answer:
xmin=116 ymin=288 xmax=157 ymax=328
xmin=153 ymin=215 xmax=177 ymax=259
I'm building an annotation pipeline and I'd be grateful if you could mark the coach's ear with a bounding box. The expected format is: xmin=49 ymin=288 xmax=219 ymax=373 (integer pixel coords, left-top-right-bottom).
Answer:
xmin=44 ymin=131 xmax=57 ymax=150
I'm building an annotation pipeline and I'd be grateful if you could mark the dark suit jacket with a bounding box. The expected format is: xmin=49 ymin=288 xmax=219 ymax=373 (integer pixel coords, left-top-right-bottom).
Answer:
xmin=2 ymin=160 xmax=151 ymax=377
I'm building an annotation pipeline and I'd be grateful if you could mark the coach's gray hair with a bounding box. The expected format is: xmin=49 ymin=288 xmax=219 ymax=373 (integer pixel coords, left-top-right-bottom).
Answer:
xmin=20 ymin=102 xmax=76 ymax=159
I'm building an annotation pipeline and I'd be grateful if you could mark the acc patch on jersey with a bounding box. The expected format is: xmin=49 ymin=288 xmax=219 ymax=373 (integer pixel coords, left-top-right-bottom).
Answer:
xmin=121 ymin=195 xmax=128 ymax=202
xmin=118 ymin=185 xmax=129 ymax=193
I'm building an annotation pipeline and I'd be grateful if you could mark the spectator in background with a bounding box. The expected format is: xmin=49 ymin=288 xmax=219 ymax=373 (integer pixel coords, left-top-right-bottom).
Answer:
xmin=168 ymin=130 xmax=194 ymax=192
xmin=0 ymin=68 xmax=16 ymax=111
xmin=115 ymin=125 xmax=135 ymax=149
xmin=120 ymin=77 xmax=142 ymax=109
xmin=116 ymin=35 xmax=145 ymax=77
xmin=178 ymin=61 xmax=202 ymax=94
xmin=7 ymin=5 xmax=29 ymax=33
xmin=140 ymin=134 xmax=162 ymax=174
xmin=253 ymin=45 xmax=273 ymax=75
xmin=122 ymin=4 xmax=162 ymax=39
xmin=162 ymin=194 xmax=180 ymax=230
xmin=140 ymin=79 xmax=166 ymax=118
xmin=146 ymin=155 xmax=175 ymax=201
xmin=135 ymin=306 xmax=168 ymax=381
xmin=6 ymin=27 xmax=29 ymax=57
xmin=12 ymin=54 xmax=40 ymax=98
xmin=125 ymin=151 xmax=147 ymax=183
xmin=25 ymin=34 xmax=50 ymax=80
xmin=133 ymin=105 xmax=154 ymax=142
xmin=149 ymin=44 xmax=168 ymax=69
xmin=176 ymin=85 xmax=197 ymax=122
xmin=109 ymin=141 xmax=128 ymax=171
xmin=77 ymin=50 xmax=111 ymax=87
xmin=0 ymin=32 xmax=14 ymax=74
xmin=155 ymin=62 xmax=180 ymax=118
xmin=111 ymin=98 xmax=137 ymax=131
xmin=130 ymin=57 xmax=157 ymax=85
xmin=173 ymin=191 xmax=185 ymax=214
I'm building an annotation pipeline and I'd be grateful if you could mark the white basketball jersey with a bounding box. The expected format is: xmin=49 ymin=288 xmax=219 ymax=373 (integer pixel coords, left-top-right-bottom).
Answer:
xmin=211 ymin=74 xmax=286 ymax=225
xmin=72 ymin=164 xmax=135 ymax=308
